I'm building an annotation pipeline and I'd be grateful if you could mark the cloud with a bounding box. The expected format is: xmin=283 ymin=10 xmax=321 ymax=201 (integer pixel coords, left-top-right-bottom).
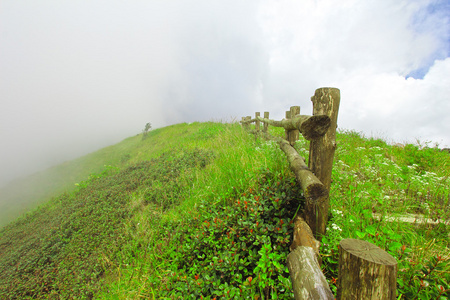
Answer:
xmin=256 ymin=0 xmax=450 ymax=145
xmin=335 ymin=58 xmax=450 ymax=145
xmin=0 ymin=0 xmax=449 ymax=187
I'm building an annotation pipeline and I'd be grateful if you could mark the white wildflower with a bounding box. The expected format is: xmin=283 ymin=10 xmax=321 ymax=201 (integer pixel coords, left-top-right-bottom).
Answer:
xmin=332 ymin=209 xmax=343 ymax=216
xmin=331 ymin=224 xmax=342 ymax=231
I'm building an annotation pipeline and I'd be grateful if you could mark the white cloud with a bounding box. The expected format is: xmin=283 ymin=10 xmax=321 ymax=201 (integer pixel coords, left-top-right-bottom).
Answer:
xmin=335 ymin=58 xmax=450 ymax=146
xmin=256 ymin=0 xmax=450 ymax=146
xmin=0 ymin=0 xmax=449 ymax=187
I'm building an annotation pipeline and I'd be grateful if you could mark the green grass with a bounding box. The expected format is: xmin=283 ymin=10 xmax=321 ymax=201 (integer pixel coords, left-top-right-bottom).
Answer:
xmin=0 ymin=122 xmax=449 ymax=299
xmin=322 ymin=130 xmax=450 ymax=298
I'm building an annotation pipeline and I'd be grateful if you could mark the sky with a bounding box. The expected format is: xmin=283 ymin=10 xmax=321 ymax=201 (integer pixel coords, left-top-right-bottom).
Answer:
xmin=1 ymin=0 xmax=449 ymax=187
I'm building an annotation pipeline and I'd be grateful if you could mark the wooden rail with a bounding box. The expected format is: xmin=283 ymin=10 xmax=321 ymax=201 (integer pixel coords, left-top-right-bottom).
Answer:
xmin=241 ymin=87 xmax=397 ymax=300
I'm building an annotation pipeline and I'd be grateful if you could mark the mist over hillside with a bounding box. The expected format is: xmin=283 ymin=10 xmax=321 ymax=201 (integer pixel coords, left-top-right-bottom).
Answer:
xmin=1 ymin=1 xmax=449 ymax=189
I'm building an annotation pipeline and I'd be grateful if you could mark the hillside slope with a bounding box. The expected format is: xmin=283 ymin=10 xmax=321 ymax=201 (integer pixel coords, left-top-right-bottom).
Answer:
xmin=0 ymin=122 xmax=449 ymax=299
xmin=0 ymin=134 xmax=142 ymax=228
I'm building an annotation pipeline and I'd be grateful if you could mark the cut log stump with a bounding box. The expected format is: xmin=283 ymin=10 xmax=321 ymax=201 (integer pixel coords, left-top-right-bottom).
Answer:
xmin=337 ymin=238 xmax=397 ymax=300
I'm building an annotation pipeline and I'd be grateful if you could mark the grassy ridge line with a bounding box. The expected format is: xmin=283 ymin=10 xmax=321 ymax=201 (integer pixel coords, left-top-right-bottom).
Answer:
xmin=98 ymin=125 xmax=450 ymax=299
xmin=1 ymin=121 xmax=449 ymax=299
xmin=96 ymin=123 xmax=296 ymax=299
xmin=1 ymin=121 xmax=288 ymax=298
xmin=0 ymin=134 xmax=143 ymax=228
xmin=0 ymin=122 xmax=216 ymax=228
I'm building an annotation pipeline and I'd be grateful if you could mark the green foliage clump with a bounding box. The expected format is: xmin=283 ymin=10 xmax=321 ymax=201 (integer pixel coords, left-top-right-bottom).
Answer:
xmin=111 ymin=170 xmax=302 ymax=299
xmin=0 ymin=149 xmax=213 ymax=299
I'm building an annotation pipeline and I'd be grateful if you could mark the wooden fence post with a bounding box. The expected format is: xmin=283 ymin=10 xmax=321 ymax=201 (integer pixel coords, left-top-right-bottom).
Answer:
xmin=255 ymin=112 xmax=260 ymax=132
xmin=245 ymin=116 xmax=251 ymax=131
xmin=337 ymin=239 xmax=397 ymax=300
xmin=289 ymin=106 xmax=300 ymax=146
xmin=305 ymin=87 xmax=340 ymax=239
xmin=263 ymin=112 xmax=269 ymax=133
xmin=285 ymin=111 xmax=291 ymax=141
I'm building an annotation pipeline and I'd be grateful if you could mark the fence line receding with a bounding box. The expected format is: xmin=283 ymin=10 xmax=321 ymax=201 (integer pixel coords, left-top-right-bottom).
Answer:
xmin=240 ymin=87 xmax=397 ymax=300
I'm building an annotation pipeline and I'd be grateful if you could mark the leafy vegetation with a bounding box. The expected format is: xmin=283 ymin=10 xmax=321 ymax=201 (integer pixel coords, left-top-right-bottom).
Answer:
xmin=0 ymin=122 xmax=449 ymax=299
xmin=0 ymin=148 xmax=213 ymax=299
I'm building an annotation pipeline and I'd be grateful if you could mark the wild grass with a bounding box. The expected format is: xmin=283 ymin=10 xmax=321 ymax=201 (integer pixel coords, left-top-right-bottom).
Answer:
xmin=0 ymin=122 xmax=449 ymax=299
xmin=322 ymin=130 xmax=450 ymax=298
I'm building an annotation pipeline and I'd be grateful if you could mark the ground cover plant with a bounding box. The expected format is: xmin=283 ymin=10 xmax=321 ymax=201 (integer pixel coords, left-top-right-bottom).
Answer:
xmin=0 ymin=146 xmax=215 ymax=299
xmin=0 ymin=121 xmax=449 ymax=299
xmin=100 ymin=170 xmax=301 ymax=299
xmin=150 ymin=171 xmax=300 ymax=299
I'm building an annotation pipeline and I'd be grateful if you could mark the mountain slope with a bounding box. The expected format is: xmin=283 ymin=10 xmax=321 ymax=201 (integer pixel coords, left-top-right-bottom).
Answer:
xmin=0 ymin=122 xmax=449 ymax=299
xmin=0 ymin=133 xmax=142 ymax=228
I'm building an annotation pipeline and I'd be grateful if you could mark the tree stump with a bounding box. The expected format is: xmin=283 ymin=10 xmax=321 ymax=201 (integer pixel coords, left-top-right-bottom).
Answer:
xmin=337 ymin=239 xmax=397 ymax=300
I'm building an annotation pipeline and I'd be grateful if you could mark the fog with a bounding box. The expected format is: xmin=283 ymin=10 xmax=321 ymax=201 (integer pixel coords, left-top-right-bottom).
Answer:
xmin=1 ymin=0 xmax=449 ymax=187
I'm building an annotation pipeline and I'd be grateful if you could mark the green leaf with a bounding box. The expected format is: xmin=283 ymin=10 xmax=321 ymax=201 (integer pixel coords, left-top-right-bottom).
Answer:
xmin=418 ymin=291 xmax=430 ymax=300
xmin=355 ymin=231 xmax=366 ymax=238
xmin=388 ymin=242 xmax=402 ymax=252
xmin=365 ymin=225 xmax=377 ymax=236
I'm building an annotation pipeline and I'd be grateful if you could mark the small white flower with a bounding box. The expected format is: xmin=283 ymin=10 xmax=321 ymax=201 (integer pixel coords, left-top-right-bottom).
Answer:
xmin=332 ymin=209 xmax=343 ymax=216
xmin=331 ymin=223 xmax=342 ymax=231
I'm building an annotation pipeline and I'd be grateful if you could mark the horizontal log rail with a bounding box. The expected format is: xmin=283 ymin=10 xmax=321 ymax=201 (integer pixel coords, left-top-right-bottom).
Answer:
xmin=287 ymin=216 xmax=334 ymax=299
xmin=264 ymin=133 xmax=328 ymax=204
xmin=240 ymin=114 xmax=331 ymax=141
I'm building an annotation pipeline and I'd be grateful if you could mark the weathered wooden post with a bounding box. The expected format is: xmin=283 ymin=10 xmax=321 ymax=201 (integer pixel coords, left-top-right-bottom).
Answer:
xmin=263 ymin=112 xmax=269 ymax=133
xmin=246 ymin=116 xmax=251 ymax=131
xmin=255 ymin=112 xmax=260 ymax=132
xmin=242 ymin=116 xmax=251 ymax=131
xmin=285 ymin=111 xmax=291 ymax=141
xmin=306 ymin=87 xmax=340 ymax=239
xmin=289 ymin=106 xmax=300 ymax=146
xmin=337 ymin=239 xmax=397 ymax=300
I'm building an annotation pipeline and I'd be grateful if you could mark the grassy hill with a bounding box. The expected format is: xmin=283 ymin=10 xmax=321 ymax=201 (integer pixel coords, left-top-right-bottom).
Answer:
xmin=0 ymin=133 xmax=143 ymax=228
xmin=0 ymin=121 xmax=449 ymax=299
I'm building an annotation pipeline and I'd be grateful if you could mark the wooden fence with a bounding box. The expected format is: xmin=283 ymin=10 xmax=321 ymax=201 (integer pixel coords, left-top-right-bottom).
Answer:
xmin=241 ymin=87 xmax=397 ymax=300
